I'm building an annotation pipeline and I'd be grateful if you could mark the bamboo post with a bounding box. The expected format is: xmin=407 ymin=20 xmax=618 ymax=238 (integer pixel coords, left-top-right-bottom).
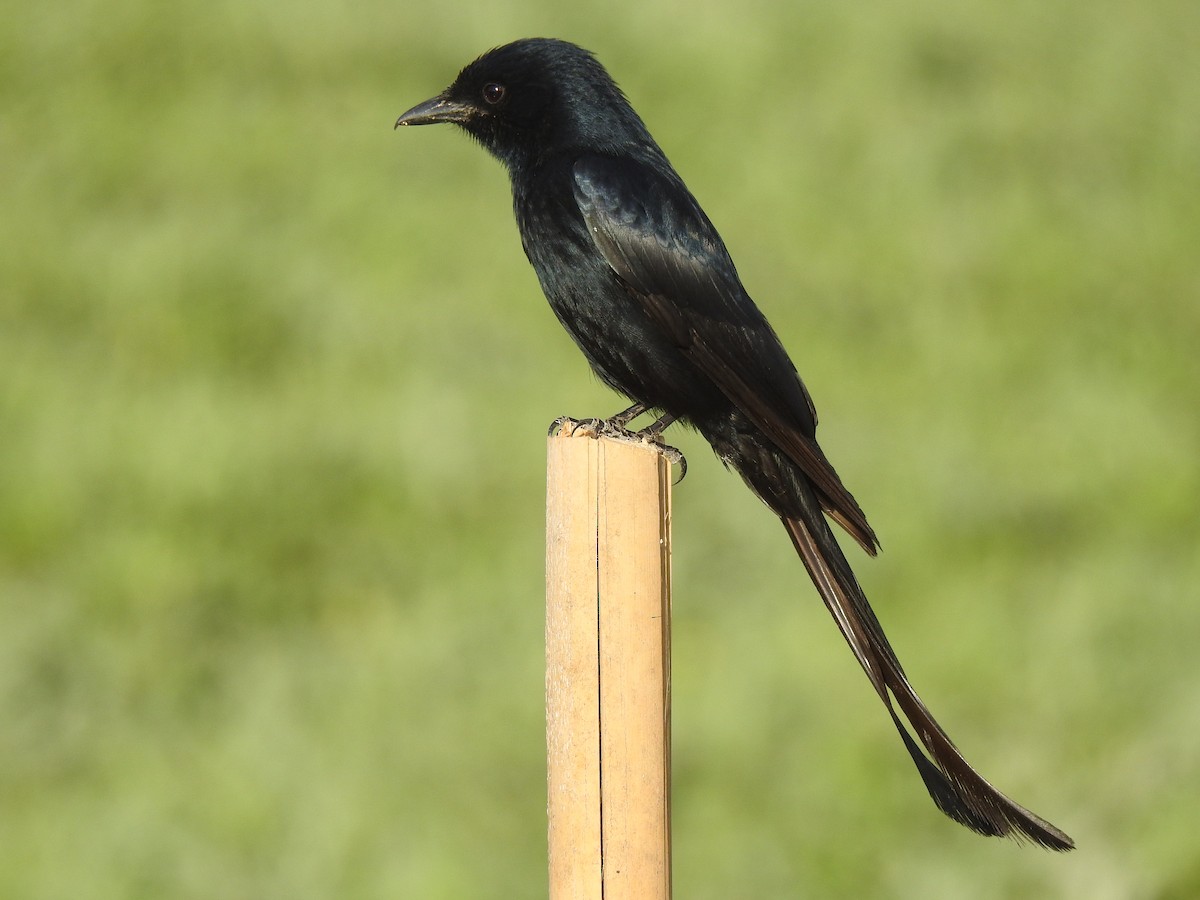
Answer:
xmin=545 ymin=429 xmax=673 ymax=900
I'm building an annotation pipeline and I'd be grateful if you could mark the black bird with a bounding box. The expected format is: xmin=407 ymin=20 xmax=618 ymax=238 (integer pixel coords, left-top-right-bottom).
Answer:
xmin=396 ymin=38 xmax=1072 ymax=850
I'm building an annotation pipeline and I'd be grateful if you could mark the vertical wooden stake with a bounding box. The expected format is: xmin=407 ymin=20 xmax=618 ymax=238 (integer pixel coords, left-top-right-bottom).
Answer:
xmin=546 ymin=431 xmax=673 ymax=900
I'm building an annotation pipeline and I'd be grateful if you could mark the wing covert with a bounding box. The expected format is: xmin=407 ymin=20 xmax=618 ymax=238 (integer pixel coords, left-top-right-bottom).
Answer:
xmin=572 ymin=155 xmax=877 ymax=553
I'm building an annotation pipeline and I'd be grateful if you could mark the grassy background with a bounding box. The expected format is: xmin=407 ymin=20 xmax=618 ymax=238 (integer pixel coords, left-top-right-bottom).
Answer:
xmin=3 ymin=0 xmax=1198 ymax=896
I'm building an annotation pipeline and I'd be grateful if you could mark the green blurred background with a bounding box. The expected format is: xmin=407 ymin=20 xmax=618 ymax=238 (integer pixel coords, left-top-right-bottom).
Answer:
xmin=3 ymin=0 xmax=1197 ymax=896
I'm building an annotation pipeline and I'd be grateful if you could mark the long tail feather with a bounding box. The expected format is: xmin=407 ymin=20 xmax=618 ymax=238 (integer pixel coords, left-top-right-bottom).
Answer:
xmin=782 ymin=513 xmax=1073 ymax=850
xmin=706 ymin=419 xmax=1073 ymax=849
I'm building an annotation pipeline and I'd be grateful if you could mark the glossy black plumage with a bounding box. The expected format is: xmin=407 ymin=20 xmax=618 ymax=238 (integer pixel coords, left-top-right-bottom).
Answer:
xmin=396 ymin=37 xmax=1072 ymax=850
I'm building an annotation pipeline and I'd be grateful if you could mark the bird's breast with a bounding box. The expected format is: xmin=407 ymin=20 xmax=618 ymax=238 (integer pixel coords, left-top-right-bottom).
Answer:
xmin=511 ymin=186 xmax=728 ymax=416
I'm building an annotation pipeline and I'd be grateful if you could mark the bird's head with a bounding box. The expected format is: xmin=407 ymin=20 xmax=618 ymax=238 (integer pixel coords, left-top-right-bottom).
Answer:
xmin=395 ymin=38 xmax=655 ymax=170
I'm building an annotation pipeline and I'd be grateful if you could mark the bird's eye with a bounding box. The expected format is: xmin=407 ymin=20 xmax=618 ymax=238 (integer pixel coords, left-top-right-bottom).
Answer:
xmin=482 ymin=82 xmax=506 ymax=105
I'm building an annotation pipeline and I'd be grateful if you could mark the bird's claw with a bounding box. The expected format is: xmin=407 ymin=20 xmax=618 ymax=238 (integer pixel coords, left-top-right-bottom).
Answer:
xmin=658 ymin=443 xmax=687 ymax=483
xmin=549 ymin=415 xmax=687 ymax=483
xmin=548 ymin=415 xmax=605 ymax=438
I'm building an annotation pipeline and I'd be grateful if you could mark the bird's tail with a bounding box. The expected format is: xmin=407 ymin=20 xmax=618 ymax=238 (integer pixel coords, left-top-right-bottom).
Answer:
xmin=705 ymin=422 xmax=1073 ymax=850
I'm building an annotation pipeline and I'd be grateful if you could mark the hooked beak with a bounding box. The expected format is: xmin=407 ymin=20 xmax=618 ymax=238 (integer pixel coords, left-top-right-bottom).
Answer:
xmin=394 ymin=94 xmax=475 ymax=128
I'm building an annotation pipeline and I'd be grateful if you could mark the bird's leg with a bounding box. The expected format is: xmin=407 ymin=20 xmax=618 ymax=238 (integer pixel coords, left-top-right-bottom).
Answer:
xmin=638 ymin=412 xmax=676 ymax=437
xmin=547 ymin=402 xmax=647 ymax=437
xmin=606 ymin=402 xmax=650 ymax=429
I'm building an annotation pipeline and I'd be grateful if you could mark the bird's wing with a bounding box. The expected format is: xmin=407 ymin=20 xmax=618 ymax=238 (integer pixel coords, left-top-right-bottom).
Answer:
xmin=573 ymin=154 xmax=877 ymax=553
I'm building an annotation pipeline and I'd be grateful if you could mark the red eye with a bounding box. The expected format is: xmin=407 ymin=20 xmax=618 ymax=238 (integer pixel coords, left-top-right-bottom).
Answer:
xmin=482 ymin=82 xmax=506 ymax=105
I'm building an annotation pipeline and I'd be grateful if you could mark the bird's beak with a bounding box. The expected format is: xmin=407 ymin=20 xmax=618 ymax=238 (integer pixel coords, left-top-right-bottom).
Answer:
xmin=394 ymin=94 xmax=475 ymax=128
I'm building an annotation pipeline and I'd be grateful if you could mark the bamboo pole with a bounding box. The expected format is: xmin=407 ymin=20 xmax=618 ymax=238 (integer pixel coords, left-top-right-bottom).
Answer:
xmin=546 ymin=429 xmax=673 ymax=900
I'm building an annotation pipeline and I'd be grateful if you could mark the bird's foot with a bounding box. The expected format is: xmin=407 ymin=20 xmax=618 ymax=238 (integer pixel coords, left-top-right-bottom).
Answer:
xmin=548 ymin=414 xmax=687 ymax=483
xmin=652 ymin=440 xmax=688 ymax=483
xmin=548 ymin=415 xmax=604 ymax=438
